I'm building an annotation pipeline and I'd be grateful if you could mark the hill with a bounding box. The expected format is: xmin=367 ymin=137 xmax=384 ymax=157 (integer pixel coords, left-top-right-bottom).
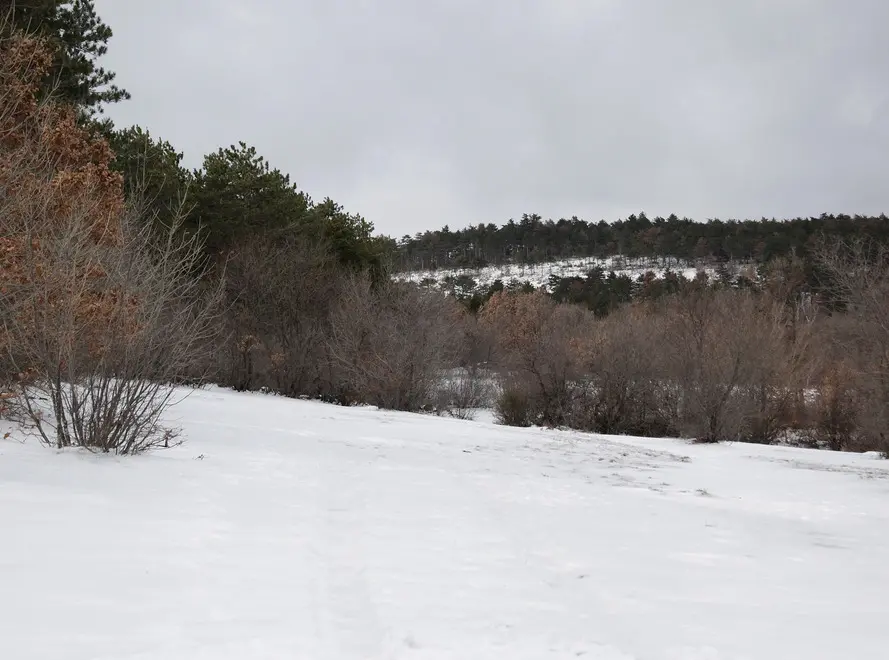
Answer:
xmin=390 ymin=212 xmax=889 ymax=273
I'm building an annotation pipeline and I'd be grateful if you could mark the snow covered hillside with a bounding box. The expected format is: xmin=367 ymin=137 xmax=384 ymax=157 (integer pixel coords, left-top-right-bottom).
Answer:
xmin=2 ymin=388 xmax=889 ymax=659
xmin=395 ymin=256 xmax=725 ymax=291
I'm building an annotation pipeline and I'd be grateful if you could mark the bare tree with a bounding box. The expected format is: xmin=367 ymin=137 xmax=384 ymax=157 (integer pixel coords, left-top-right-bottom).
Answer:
xmin=737 ymin=291 xmax=817 ymax=444
xmin=573 ymin=303 xmax=679 ymax=437
xmin=480 ymin=291 xmax=592 ymax=428
xmin=664 ymin=288 xmax=768 ymax=443
xmin=815 ymin=239 xmax=889 ymax=454
xmin=219 ymin=231 xmax=342 ymax=396
xmin=435 ymin=313 xmax=496 ymax=420
xmin=327 ymin=278 xmax=465 ymax=411
xmin=806 ymin=353 xmax=863 ymax=451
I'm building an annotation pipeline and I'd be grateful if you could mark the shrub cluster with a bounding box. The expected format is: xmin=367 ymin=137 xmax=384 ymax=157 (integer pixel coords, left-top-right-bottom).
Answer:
xmin=480 ymin=264 xmax=889 ymax=455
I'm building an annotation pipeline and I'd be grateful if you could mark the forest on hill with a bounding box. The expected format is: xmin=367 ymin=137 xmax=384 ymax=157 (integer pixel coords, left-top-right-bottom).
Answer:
xmin=390 ymin=212 xmax=889 ymax=272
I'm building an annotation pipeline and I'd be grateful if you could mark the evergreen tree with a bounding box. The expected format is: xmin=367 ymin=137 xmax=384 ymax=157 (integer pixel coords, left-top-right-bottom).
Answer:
xmin=190 ymin=142 xmax=388 ymax=277
xmin=106 ymin=125 xmax=192 ymax=227
xmin=191 ymin=142 xmax=311 ymax=253
xmin=308 ymin=197 xmax=387 ymax=278
xmin=2 ymin=0 xmax=129 ymax=112
xmin=392 ymin=212 xmax=889 ymax=275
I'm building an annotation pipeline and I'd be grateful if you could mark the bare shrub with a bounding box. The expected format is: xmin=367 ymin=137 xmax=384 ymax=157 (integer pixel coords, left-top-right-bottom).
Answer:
xmin=493 ymin=380 xmax=535 ymax=427
xmin=804 ymin=360 xmax=862 ymax=451
xmin=738 ymin=294 xmax=817 ymax=445
xmin=219 ymin=231 xmax=343 ymax=396
xmin=657 ymin=286 xmax=815 ymax=445
xmin=327 ymin=279 xmax=465 ymax=411
xmin=480 ymin=291 xmax=591 ymax=428
xmin=435 ymin=314 xmax=496 ymax=420
xmin=0 ymin=296 xmax=12 ymax=418
xmin=435 ymin=368 xmax=494 ymax=420
xmin=737 ymin=257 xmax=819 ymax=444
xmin=664 ymin=288 xmax=772 ymax=443
xmin=816 ymin=239 xmax=889 ymax=455
xmin=572 ymin=303 xmax=679 ymax=437
xmin=4 ymin=198 xmax=221 ymax=453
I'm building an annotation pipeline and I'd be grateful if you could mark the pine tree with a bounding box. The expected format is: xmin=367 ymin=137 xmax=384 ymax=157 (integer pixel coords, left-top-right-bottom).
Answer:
xmin=105 ymin=125 xmax=192 ymax=227
xmin=2 ymin=0 xmax=128 ymax=112
xmin=191 ymin=142 xmax=311 ymax=253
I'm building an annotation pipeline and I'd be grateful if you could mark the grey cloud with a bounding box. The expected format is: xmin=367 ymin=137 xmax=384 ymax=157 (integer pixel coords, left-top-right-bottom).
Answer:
xmin=96 ymin=0 xmax=889 ymax=235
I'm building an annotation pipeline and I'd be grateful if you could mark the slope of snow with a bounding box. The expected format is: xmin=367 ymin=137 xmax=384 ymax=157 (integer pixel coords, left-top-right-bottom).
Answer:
xmin=394 ymin=256 xmax=722 ymax=291
xmin=2 ymin=387 xmax=888 ymax=659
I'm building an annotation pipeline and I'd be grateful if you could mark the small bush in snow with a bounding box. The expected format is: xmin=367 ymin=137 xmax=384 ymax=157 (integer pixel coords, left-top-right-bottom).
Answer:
xmin=433 ymin=368 xmax=494 ymax=421
xmin=494 ymin=386 xmax=535 ymax=428
xmin=4 ymin=203 xmax=221 ymax=454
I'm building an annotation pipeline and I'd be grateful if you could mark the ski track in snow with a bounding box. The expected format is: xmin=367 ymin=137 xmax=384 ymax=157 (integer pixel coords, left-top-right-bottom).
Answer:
xmin=2 ymin=387 xmax=889 ymax=659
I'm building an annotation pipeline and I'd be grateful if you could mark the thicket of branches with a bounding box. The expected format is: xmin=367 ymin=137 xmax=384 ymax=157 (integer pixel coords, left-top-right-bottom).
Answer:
xmin=476 ymin=253 xmax=889 ymax=455
xmin=213 ymin=233 xmax=478 ymax=416
xmin=1 ymin=26 xmax=220 ymax=454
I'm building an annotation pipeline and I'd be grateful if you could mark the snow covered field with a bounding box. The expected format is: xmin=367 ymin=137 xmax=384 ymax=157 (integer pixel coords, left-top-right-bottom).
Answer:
xmin=395 ymin=256 xmax=718 ymax=291
xmin=2 ymin=387 xmax=889 ymax=659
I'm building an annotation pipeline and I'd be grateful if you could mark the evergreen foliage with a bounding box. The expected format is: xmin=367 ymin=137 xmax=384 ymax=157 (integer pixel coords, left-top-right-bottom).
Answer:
xmin=1 ymin=0 xmax=129 ymax=112
xmin=393 ymin=212 xmax=889 ymax=272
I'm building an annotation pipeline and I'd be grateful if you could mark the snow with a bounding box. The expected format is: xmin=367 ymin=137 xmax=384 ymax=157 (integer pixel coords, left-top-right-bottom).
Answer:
xmin=2 ymin=387 xmax=889 ymax=659
xmin=394 ymin=256 xmax=723 ymax=291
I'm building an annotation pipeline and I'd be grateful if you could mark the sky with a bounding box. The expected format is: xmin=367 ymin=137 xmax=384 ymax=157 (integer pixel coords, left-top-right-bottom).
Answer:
xmin=95 ymin=0 xmax=889 ymax=238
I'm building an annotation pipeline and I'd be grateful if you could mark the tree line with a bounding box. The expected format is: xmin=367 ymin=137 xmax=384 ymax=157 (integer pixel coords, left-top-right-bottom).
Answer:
xmin=1 ymin=1 xmax=388 ymax=274
xmin=392 ymin=212 xmax=889 ymax=272
xmin=0 ymin=2 xmax=389 ymax=453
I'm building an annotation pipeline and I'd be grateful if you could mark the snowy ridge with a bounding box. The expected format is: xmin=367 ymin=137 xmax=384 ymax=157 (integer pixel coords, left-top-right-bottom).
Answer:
xmin=394 ymin=256 xmax=728 ymax=291
xmin=2 ymin=387 xmax=889 ymax=659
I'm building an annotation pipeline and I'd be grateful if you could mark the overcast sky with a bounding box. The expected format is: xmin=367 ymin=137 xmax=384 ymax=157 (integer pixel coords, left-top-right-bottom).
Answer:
xmin=95 ymin=0 xmax=889 ymax=237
